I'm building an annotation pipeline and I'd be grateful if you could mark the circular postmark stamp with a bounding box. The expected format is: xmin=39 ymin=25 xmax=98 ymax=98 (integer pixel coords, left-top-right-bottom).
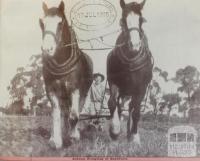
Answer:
xmin=70 ymin=0 xmax=117 ymax=31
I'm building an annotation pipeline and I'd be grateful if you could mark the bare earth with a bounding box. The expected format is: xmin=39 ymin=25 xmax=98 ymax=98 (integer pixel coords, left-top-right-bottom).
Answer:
xmin=0 ymin=116 xmax=200 ymax=157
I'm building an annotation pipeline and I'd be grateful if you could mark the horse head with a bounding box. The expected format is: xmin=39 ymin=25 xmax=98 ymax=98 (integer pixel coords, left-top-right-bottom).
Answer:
xmin=39 ymin=1 xmax=93 ymax=149
xmin=39 ymin=1 xmax=70 ymax=57
xmin=120 ymin=0 xmax=147 ymax=52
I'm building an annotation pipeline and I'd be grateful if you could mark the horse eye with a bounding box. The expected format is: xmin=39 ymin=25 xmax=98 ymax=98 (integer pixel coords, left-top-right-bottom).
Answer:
xmin=58 ymin=22 xmax=62 ymax=26
xmin=141 ymin=17 xmax=147 ymax=23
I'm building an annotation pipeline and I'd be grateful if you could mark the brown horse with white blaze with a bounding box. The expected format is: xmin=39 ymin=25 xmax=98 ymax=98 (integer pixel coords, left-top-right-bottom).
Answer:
xmin=107 ymin=0 xmax=153 ymax=144
xmin=39 ymin=1 xmax=93 ymax=149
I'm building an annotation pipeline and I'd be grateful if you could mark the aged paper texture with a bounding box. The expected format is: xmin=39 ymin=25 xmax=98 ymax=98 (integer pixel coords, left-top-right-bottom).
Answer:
xmin=0 ymin=0 xmax=200 ymax=159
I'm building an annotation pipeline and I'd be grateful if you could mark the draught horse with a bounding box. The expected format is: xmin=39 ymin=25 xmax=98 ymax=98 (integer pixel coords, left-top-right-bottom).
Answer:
xmin=39 ymin=1 xmax=93 ymax=148
xmin=107 ymin=0 xmax=153 ymax=144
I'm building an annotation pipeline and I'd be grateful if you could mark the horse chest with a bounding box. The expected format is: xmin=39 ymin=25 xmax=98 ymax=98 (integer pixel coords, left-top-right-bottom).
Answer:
xmin=44 ymin=75 xmax=77 ymax=94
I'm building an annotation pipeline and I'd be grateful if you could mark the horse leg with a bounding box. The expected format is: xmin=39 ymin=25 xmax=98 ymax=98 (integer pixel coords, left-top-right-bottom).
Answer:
xmin=119 ymin=96 xmax=126 ymax=109
xmin=108 ymin=84 xmax=121 ymax=140
xmin=69 ymin=90 xmax=80 ymax=141
xmin=79 ymin=94 xmax=86 ymax=114
xmin=127 ymin=97 xmax=141 ymax=145
xmin=48 ymin=93 xmax=63 ymax=149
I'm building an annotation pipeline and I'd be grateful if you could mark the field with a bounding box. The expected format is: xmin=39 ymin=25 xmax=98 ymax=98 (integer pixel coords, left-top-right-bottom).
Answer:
xmin=0 ymin=116 xmax=200 ymax=157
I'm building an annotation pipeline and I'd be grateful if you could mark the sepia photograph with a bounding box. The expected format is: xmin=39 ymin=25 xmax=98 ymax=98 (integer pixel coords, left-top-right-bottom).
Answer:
xmin=0 ymin=0 xmax=200 ymax=160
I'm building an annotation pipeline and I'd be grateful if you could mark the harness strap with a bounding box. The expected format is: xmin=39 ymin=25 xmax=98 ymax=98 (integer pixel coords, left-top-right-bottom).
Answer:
xmin=115 ymin=34 xmax=153 ymax=72
xmin=42 ymin=27 xmax=81 ymax=77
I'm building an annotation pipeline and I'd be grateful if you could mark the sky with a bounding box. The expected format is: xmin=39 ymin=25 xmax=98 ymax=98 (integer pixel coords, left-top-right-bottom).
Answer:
xmin=0 ymin=0 xmax=200 ymax=106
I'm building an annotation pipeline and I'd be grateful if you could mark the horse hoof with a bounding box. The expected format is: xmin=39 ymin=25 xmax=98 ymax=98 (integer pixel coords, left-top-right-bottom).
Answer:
xmin=69 ymin=136 xmax=79 ymax=145
xmin=49 ymin=138 xmax=62 ymax=149
xmin=133 ymin=134 xmax=141 ymax=147
xmin=70 ymin=130 xmax=80 ymax=141
xmin=49 ymin=140 xmax=56 ymax=149
xmin=127 ymin=134 xmax=141 ymax=147
xmin=109 ymin=127 xmax=120 ymax=140
xmin=70 ymin=131 xmax=80 ymax=143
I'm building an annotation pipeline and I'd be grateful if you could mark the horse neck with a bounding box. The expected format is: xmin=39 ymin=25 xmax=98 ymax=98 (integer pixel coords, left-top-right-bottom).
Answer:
xmin=54 ymin=22 xmax=72 ymax=64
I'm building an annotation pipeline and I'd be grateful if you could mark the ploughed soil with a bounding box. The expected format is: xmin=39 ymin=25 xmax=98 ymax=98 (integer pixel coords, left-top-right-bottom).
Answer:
xmin=0 ymin=116 xmax=200 ymax=157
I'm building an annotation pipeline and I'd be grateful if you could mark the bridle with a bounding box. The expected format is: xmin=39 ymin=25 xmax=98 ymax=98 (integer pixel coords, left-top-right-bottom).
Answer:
xmin=42 ymin=18 xmax=81 ymax=77
xmin=120 ymin=15 xmax=144 ymax=50
xmin=123 ymin=27 xmax=144 ymax=51
xmin=128 ymin=27 xmax=143 ymax=47
xmin=126 ymin=27 xmax=141 ymax=34
xmin=116 ymin=17 xmax=153 ymax=72
xmin=42 ymin=18 xmax=67 ymax=49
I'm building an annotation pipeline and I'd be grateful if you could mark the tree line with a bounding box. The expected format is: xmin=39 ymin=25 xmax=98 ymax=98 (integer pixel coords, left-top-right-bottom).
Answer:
xmin=1 ymin=54 xmax=200 ymax=121
xmin=146 ymin=65 xmax=200 ymax=122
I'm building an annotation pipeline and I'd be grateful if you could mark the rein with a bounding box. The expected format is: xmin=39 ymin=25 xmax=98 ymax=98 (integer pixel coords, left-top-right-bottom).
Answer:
xmin=55 ymin=29 xmax=125 ymax=50
xmin=42 ymin=28 xmax=81 ymax=77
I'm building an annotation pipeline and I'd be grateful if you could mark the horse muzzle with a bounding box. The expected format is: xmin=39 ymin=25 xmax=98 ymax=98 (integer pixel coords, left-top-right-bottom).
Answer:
xmin=41 ymin=46 xmax=55 ymax=56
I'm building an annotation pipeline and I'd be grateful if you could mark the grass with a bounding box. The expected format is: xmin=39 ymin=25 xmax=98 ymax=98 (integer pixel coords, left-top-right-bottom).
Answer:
xmin=0 ymin=116 xmax=199 ymax=157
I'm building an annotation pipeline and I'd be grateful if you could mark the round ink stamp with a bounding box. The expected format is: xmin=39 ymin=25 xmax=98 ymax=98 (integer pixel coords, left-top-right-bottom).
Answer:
xmin=70 ymin=0 xmax=117 ymax=31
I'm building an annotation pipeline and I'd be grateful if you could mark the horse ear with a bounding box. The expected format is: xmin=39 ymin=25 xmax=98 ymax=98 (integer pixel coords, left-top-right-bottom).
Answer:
xmin=141 ymin=17 xmax=147 ymax=23
xmin=140 ymin=0 xmax=146 ymax=10
xmin=120 ymin=0 xmax=125 ymax=9
xmin=42 ymin=2 xmax=48 ymax=15
xmin=58 ymin=1 xmax=65 ymax=13
xmin=39 ymin=18 xmax=44 ymax=31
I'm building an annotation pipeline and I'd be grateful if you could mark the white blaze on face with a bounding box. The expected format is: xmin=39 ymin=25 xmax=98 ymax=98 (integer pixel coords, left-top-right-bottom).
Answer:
xmin=42 ymin=16 xmax=62 ymax=56
xmin=126 ymin=12 xmax=141 ymax=50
